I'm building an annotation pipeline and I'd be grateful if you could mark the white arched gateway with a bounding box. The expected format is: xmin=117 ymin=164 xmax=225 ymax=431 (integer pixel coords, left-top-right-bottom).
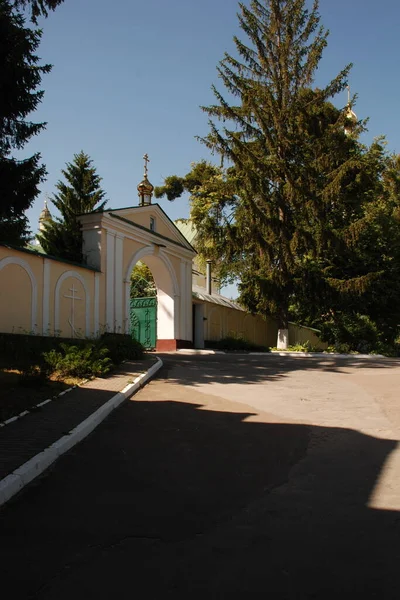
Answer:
xmin=78 ymin=203 xmax=195 ymax=351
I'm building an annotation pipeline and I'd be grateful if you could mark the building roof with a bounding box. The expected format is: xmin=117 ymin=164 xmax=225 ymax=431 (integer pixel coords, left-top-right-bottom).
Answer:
xmin=192 ymin=285 xmax=244 ymax=310
xmin=175 ymin=219 xmax=197 ymax=245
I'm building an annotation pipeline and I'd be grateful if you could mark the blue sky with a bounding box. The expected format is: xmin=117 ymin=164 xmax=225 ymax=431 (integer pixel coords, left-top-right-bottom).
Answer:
xmin=23 ymin=0 xmax=400 ymax=290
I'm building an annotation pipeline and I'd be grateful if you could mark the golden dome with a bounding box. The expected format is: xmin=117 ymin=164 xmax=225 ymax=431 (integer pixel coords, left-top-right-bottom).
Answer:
xmin=137 ymin=175 xmax=154 ymax=196
xmin=344 ymin=85 xmax=357 ymax=136
xmin=39 ymin=200 xmax=51 ymax=222
xmin=137 ymin=154 xmax=154 ymax=206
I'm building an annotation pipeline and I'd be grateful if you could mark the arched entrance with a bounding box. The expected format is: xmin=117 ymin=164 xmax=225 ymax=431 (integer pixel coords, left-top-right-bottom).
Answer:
xmin=79 ymin=203 xmax=196 ymax=350
xmin=130 ymin=261 xmax=157 ymax=349
xmin=124 ymin=245 xmax=180 ymax=350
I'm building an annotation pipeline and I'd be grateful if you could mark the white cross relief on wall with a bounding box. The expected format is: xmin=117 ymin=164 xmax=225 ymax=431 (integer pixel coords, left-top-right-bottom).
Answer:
xmin=64 ymin=284 xmax=82 ymax=338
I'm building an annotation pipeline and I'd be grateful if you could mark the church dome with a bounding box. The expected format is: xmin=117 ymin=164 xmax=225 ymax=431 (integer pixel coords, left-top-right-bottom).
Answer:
xmin=137 ymin=175 xmax=154 ymax=197
xmin=344 ymin=86 xmax=357 ymax=136
xmin=38 ymin=200 xmax=52 ymax=232
xmin=39 ymin=200 xmax=51 ymax=222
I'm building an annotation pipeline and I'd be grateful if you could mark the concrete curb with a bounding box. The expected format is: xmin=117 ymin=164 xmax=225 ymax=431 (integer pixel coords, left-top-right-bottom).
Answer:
xmin=177 ymin=349 xmax=386 ymax=359
xmin=0 ymin=357 xmax=163 ymax=508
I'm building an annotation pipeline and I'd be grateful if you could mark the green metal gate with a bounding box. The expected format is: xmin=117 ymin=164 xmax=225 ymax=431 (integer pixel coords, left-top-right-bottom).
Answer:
xmin=130 ymin=296 xmax=157 ymax=349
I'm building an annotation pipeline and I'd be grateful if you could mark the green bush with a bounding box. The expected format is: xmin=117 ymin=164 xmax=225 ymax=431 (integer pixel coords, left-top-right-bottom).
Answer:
xmin=0 ymin=332 xmax=146 ymax=379
xmin=319 ymin=314 xmax=400 ymax=355
xmin=43 ymin=342 xmax=112 ymax=378
xmin=99 ymin=333 xmax=144 ymax=364
xmin=319 ymin=314 xmax=381 ymax=354
xmin=271 ymin=341 xmax=322 ymax=352
xmin=206 ymin=335 xmax=270 ymax=352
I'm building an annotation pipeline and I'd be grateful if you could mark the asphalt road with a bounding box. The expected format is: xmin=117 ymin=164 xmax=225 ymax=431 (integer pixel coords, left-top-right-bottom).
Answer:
xmin=1 ymin=353 xmax=400 ymax=599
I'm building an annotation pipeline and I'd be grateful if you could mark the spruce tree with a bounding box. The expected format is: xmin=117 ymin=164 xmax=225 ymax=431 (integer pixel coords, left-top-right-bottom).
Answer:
xmin=0 ymin=0 xmax=51 ymax=245
xmin=157 ymin=2 xmax=398 ymax=349
xmin=197 ymin=0 xmax=358 ymax=346
xmin=11 ymin=0 xmax=63 ymax=23
xmin=38 ymin=151 xmax=107 ymax=263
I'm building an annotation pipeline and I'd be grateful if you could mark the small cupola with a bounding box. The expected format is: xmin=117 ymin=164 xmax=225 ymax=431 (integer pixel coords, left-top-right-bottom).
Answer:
xmin=344 ymin=85 xmax=357 ymax=136
xmin=137 ymin=153 xmax=154 ymax=206
xmin=38 ymin=199 xmax=52 ymax=231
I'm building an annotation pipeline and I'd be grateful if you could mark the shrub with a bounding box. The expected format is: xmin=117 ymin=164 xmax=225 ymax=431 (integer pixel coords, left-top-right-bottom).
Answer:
xmin=206 ymin=335 xmax=270 ymax=352
xmin=271 ymin=341 xmax=322 ymax=352
xmin=0 ymin=333 xmax=87 ymax=372
xmin=0 ymin=332 xmax=147 ymax=385
xmin=319 ymin=314 xmax=382 ymax=354
xmin=43 ymin=342 xmax=112 ymax=378
xmin=99 ymin=333 xmax=144 ymax=364
xmin=318 ymin=314 xmax=400 ymax=355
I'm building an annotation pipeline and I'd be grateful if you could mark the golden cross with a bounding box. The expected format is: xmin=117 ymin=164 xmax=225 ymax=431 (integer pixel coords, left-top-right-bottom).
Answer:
xmin=143 ymin=153 xmax=150 ymax=177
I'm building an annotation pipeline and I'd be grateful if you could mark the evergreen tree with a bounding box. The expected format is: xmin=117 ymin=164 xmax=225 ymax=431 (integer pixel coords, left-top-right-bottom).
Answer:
xmin=198 ymin=0 xmax=359 ymax=346
xmin=11 ymin=0 xmax=63 ymax=23
xmin=38 ymin=151 xmax=107 ymax=263
xmin=294 ymin=144 xmax=400 ymax=350
xmin=0 ymin=0 xmax=51 ymax=245
xmin=159 ymin=1 xmax=397 ymax=348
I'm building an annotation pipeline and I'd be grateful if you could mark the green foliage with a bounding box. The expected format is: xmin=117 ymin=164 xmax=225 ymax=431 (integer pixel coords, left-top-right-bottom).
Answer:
xmin=43 ymin=342 xmax=112 ymax=378
xmin=154 ymin=175 xmax=184 ymax=201
xmin=37 ymin=151 xmax=107 ymax=263
xmin=155 ymin=160 xmax=238 ymax=285
xmin=0 ymin=0 xmax=51 ymax=245
xmin=158 ymin=2 xmax=400 ymax=350
xmin=11 ymin=0 xmax=63 ymax=23
xmin=286 ymin=342 xmax=321 ymax=353
xmin=198 ymin=0 xmax=362 ymax=332
xmin=0 ymin=332 xmax=145 ymax=381
xmin=130 ymin=262 xmax=156 ymax=298
xmin=99 ymin=333 xmax=144 ymax=364
xmin=206 ymin=335 xmax=269 ymax=352
xmin=318 ymin=313 xmax=397 ymax=355
xmin=156 ymin=1 xmax=359 ymax=331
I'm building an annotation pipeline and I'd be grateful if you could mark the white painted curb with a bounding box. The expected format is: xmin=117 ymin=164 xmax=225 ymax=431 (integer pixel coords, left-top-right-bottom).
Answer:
xmin=177 ymin=349 xmax=386 ymax=359
xmin=262 ymin=351 xmax=386 ymax=358
xmin=0 ymin=357 xmax=163 ymax=508
xmin=177 ymin=349 xmax=225 ymax=355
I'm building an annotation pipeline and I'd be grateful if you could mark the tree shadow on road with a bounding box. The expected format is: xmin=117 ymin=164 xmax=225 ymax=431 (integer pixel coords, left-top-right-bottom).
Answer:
xmin=156 ymin=352 xmax=400 ymax=387
xmin=0 ymin=391 xmax=399 ymax=599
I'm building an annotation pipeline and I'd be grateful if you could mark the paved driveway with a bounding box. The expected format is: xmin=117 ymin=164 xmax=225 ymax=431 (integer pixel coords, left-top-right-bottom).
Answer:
xmin=1 ymin=353 xmax=400 ymax=599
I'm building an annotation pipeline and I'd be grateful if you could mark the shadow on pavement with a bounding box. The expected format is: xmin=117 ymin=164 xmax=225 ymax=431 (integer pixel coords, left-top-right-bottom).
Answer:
xmin=156 ymin=352 xmax=400 ymax=387
xmin=0 ymin=395 xmax=399 ymax=598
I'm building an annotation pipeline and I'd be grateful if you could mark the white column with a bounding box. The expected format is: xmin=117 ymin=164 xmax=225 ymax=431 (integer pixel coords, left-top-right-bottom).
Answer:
xmin=179 ymin=259 xmax=186 ymax=340
xmin=106 ymin=231 xmax=115 ymax=331
xmin=114 ymin=234 xmax=124 ymax=333
xmin=124 ymin=280 xmax=130 ymax=334
xmin=277 ymin=328 xmax=289 ymax=349
xmin=42 ymin=258 xmax=51 ymax=335
xmin=186 ymin=259 xmax=193 ymax=341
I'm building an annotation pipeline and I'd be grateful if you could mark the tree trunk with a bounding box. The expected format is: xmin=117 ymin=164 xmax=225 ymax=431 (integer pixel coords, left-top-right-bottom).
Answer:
xmin=276 ymin=309 xmax=289 ymax=349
